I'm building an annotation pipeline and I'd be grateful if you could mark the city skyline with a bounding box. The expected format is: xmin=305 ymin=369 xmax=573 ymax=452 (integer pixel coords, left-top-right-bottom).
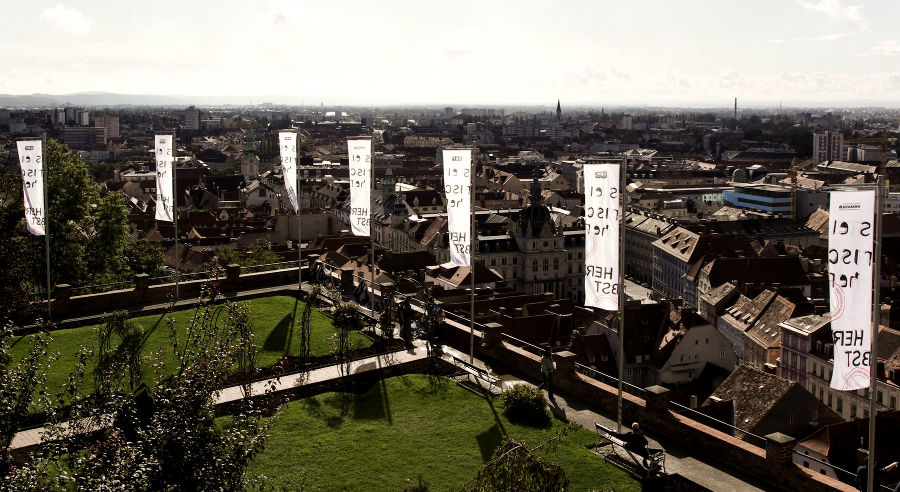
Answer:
xmin=2 ymin=0 xmax=900 ymax=107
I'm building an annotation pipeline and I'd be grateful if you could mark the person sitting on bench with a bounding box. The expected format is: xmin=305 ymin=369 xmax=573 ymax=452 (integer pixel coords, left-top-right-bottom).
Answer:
xmin=609 ymin=422 xmax=651 ymax=468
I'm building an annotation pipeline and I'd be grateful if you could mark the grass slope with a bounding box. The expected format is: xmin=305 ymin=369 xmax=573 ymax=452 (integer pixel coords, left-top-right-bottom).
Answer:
xmin=9 ymin=296 xmax=370 ymax=397
xmin=251 ymin=374 xmax=640 ymax=491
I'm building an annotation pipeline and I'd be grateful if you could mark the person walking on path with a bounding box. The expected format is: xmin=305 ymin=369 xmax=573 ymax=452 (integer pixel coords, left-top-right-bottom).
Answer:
xmin=539 ymin=347 xmax=555 ymax=399
xmin=857 ymin=460 xmax=900 ymax=492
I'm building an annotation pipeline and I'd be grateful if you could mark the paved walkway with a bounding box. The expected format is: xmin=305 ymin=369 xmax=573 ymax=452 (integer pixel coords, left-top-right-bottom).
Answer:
xmin=438 ymin=344 xmax=767 ymax=492
xmin=10 ymin=344 xmax=429 ymax=451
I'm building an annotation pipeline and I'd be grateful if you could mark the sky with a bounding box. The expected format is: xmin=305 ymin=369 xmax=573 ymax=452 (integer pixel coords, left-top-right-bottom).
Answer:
xmin=2 ymin=0 xmax=900 ymax=107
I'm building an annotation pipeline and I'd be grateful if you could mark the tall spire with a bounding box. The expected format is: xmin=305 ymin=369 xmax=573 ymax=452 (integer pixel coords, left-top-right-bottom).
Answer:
xmin=556 ymin=99 xmax=561 ymax=121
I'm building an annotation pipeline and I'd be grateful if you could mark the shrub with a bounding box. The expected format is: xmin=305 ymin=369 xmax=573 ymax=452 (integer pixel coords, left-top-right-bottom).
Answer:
xmin=501 ymin=384 xmax=550 ymax=427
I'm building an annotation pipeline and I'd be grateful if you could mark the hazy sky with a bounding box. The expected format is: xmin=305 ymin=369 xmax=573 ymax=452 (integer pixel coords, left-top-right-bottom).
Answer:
xmin=2 ymin=0 xmax=900 ymax=106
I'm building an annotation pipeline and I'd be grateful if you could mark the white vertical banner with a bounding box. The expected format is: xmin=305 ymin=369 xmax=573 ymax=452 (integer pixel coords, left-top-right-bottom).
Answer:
xmin=279 ymin=131 xmax=299 ymax=213
xmin=347 ymin=138 xmax=371 ymax=237
xmin=17 ymin=140 xmax=46 ymax=236
xmin=443 ymin=148 xmax=472 ymax=266
xmin=829 ymin=190 xmax=875 ymax=391
xmin=584 ymin=163 xmax=620 ymax=310
xmin=154 ymin=134 xmax=174 ymax=222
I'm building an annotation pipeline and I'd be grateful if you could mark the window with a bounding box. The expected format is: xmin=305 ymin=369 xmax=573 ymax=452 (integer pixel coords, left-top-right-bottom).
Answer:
xmin=258 ymin=188 xmax=266 ymax=197
xmin=542 ymin=259 xmax=549 ymax=272
xmin=851 ymin=404 xmax=857 ymax=417
xmin=837 ymin=398 xmax=842 ymax=412
xmin=626 ymin=368 xmax=633 ymax=377
xmin=636 ymin=355 xmax=643 ymax=363
xmin=891 ymin=396 xmax=897 ymax=409
xmin=719 ymin=350 xmax=726 ymax=359
xmin=803 ymin=461 xmax=809 ymax=468
xmin=828 ymin=393 xmax=833 ymax=407
xmin=878 ymin=391 xmax=883 ymax=404
xmin=811 ymin=410 xmax=818 ymax=420
xmin=788 ymin=414 xmax=794 ymax=424
xmin=513 ymin=257 xmax=517 ymax=265
xmin=532 ymin=260 xmax=538 ymax=273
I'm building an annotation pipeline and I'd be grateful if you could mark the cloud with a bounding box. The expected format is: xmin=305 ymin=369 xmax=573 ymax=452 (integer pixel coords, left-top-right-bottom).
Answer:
xmin=792 ymin=32 xmax=855 ymax=41
xmin=258 ymin=0 xmax=306 ymax=25
xmin=797 ymin=0 xmax=868 ymax=31
xmin=41 ymin=3 xmax=92 ymax=35
xmin=858 ymin=40 xmax=900 ymax=57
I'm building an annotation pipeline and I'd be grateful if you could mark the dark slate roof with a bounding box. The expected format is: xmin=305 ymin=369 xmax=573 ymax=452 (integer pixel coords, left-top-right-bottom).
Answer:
xmin=702 ymin=256 xmax=809 ymax=287
xmin=704 ymin=364 xmax=793 ymax=430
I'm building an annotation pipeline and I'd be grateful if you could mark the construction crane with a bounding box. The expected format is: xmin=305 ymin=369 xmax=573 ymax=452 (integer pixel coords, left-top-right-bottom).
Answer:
xmin=788 ymin=156 xmax=814 ymax=221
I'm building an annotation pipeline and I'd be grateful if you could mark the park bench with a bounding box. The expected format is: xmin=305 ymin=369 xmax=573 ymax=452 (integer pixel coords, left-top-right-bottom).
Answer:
xmin=451 ymin=355 xmax=502 ymax=394
xmin=593 ymin=422 xmax=666 ymax=476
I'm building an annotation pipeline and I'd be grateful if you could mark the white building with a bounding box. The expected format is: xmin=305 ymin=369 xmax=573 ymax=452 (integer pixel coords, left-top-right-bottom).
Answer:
xmin=93 ymin=115 xmax=120 ymax=138
xmin=812 ymin=131 xmax=843 ymax=165
xmin=183 ymin=106 xmax=200 ymax=130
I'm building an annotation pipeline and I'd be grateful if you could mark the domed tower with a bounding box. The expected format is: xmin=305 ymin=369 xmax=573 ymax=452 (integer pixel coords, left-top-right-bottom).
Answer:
xmin=519 ymin=168 xmax=554 ymax=238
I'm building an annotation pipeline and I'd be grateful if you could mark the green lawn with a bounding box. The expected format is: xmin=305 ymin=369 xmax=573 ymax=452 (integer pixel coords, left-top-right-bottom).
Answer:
xmin=9 ymin=296 xmax=371 ymax=399
xmin=250 ymin=374 xmax=640 ymax=491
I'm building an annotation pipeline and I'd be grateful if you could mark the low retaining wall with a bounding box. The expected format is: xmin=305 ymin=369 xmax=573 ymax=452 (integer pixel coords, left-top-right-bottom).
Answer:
xmin=47 ymin=265 xmax=304 ymax=321
xmin=442 ymin=323 xmax=855 ymax=492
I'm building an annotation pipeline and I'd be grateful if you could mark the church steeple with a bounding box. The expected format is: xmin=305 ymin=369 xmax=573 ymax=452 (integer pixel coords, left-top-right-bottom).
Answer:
xmin=556 ymin=100 xmax=561 ymax=121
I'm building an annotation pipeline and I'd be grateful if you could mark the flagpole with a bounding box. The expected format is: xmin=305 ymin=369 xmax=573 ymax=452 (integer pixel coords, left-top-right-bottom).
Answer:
xmin=370 ymin=143 xmax=376 ymax=320
xmin=296 ymin=132 xmax=302 ymax=295
xmin=470 ymin=139 xmax=477 ymax=364
xmin=617 ymin=155 xmax=626 ymax=432
xmin=866 ymin=175 xmax=883 ymax=492
xmin=172 ymin=130 xmax=179 ymax=302
xmin=42 ymin=134 xmax=52 ymax=322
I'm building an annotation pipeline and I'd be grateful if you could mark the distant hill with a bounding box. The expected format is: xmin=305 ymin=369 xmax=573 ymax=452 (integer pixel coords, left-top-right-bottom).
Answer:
xmin=0 ymin=92 xmax=254 ymax=108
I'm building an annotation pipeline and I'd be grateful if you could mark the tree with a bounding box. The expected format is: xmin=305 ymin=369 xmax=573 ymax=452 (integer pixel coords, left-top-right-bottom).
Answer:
xmin=0 ymin=325 xmax=53 ymax=475
xmin=462 ymin=424 xmax=577 ymax=492
xmin=124 ymin=239 xmax=165 ymax=277
xmin=215 ymin=238 xmax=282 ymax=270
xmin=297 ymin=285 xmax=319 ymax=365
xmin=4 ymin=299 xmax=278 ymax=490
xmin=4 ymin=140 xmax=147 ymax=294
xmin=331 ymin=303 xmax=359 ymax=379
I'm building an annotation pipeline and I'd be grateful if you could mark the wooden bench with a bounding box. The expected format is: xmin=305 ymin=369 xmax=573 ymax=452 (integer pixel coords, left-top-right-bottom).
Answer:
xmin=594 ymin=422 xmax=665 ymax=476
xmin=451 ymin=356 xmax=502 ymax=394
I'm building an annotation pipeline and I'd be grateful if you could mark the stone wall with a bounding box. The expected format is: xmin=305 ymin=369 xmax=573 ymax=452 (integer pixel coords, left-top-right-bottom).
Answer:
xmin=446 ymin=323 xmax=856 ymax=492
xmin=48 ymin=265 xmax=304 ymax=322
